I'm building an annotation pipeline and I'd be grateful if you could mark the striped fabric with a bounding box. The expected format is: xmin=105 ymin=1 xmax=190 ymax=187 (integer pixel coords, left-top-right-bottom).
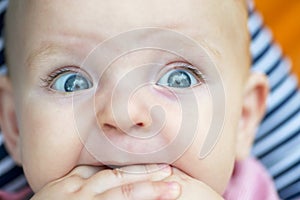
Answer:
xmin=248 ymin=1 xmax=300 ymax=199
xmin=0 ymin=0 xmax=299 ymax=199
xmin=0 ymin=0 xmax=29 ymax=194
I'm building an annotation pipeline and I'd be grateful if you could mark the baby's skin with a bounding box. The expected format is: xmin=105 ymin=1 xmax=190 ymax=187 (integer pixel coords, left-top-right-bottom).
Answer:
xmin=0 ymin=0 xmax=268 ymax=199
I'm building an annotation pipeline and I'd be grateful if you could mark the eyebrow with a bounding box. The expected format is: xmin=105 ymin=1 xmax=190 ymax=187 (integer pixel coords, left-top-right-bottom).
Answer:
xmin=26 ymin=29 xmax=221 ymax=70
xmin=26 ymin=31 xmax=102 ymax=70
xmin=26 ymin=43 xmax=59 ymax=69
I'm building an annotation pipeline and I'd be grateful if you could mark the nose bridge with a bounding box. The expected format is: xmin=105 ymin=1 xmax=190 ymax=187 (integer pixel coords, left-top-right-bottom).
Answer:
xmin=95 ymin=68 xmax=153 ymax=134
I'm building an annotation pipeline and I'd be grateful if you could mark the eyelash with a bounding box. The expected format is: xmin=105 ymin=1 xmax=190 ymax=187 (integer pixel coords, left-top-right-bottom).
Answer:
xmin=40 ymin=66 xmax=79 ymax=88
xmin=40 ymin=62 xmax=205 ymax=91
xmin=165 ymin=62 xmax=206 ymax=82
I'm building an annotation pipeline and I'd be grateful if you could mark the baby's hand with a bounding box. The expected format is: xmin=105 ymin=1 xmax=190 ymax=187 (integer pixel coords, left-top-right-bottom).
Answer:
xmin=163 ymin=167 xmax=224 ymax=200
xmin=31 ymin=164 xmax=180 ymax=200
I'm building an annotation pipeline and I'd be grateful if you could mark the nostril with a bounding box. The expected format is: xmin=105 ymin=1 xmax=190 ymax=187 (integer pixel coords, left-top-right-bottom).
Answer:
xmin=136 ymin=122 xmax=144 ymax=127
xmin=103 ymin=123 xmax=117 ymax=130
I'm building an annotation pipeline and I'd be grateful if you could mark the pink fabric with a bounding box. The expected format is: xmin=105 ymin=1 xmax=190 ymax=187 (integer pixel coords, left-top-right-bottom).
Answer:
xmin=0 ymin=187 xmax=32 ymax=200
xmin=224 ymin=157 xmax=280 ymax=200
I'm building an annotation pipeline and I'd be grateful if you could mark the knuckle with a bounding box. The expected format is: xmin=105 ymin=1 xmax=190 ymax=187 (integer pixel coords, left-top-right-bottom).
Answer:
xmin=70 ymin=166 xmax=85 ymax=175
xmin=111 ymin=168 xmax=125 ymax=179
xmin=151 ymin=181 xmax=161 ymax=194
xmin=178 ymin=174 xmax=190 ymax=182
xmin=61 ymin=175 xmax=84 ymax=193
xmin=121 ymin=183 xmax=134 ymax=199
xmin=166 ymin=174 xmax=187 ymax=185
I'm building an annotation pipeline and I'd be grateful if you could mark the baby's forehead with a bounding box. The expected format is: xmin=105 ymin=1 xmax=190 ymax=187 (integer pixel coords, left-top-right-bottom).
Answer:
xmin=7 ymin=0 xmax=249 ymax=76
xmin=14 ymin=0 xmax=244 ymax=26
xmin=11 ymin=0 xmax=247 ymax=38
xmin=19 ymin=0 xmax=246 ymax=46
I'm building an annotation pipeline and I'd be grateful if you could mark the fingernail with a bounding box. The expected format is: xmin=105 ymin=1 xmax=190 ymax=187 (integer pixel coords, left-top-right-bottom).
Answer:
xmin=161 ymin=182 xmax=181 ymax=199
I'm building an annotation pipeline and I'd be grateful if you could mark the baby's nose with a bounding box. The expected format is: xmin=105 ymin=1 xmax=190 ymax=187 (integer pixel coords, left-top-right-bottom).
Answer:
xmin=97 ymin=89 xmax=153 ymax=137
xmin=95 ymin=80 xmax=168 ymax=153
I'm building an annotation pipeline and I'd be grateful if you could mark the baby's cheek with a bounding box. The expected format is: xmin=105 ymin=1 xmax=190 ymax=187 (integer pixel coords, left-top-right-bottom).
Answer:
xmin=171 ymin=104 xmax=236 ymax=194
xmin=172 ymin=141 xmax=235 ymax=195
xmin=19 ymin=99 xmax=83 ymax=192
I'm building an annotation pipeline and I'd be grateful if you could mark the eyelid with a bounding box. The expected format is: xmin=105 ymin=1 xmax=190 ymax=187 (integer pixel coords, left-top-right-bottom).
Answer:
xmin=40 ymin=66 xmax=92 ymax=89
xmin=164 ymin=61 xmax=206 ymax=83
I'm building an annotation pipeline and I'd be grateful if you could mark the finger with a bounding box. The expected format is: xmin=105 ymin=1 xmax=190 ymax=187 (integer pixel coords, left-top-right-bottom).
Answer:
xmin=171 ymin=167 xmax=188 ymax=175
xmin=87 ymin=164 xmax=172 ymax=193
xmin=163 ymin=167 xmax=223 ymax=200
xmin=46 ymin=166 xmax=104 ymax=193
xmin=169 ymin=167 xmax=191 ymax=180
xmin=118 ymin=164 xmax=173 ymax=181
xmin=68 ymin=165 xmax=105 ymax=179
xmin=95 ymin=181 xmax=181 ymax=200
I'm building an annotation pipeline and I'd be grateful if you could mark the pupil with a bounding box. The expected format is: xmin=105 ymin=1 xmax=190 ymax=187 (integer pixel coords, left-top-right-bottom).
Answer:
xmin=64 ymin=75 xmax=89 ymax=92
xmin=168 ymin=70 xmax=191 ymax=88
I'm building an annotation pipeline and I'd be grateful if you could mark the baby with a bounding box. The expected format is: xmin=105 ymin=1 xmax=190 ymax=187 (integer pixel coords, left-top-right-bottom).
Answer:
xmin=0 ymin=0 xmax=279 ymax=199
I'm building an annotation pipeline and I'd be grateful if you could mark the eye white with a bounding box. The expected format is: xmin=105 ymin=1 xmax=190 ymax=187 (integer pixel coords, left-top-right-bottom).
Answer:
xmin=51 ymin=72 xmax=92 ymax=92
xmin=157 ymin=69 xmax=198 ymax=88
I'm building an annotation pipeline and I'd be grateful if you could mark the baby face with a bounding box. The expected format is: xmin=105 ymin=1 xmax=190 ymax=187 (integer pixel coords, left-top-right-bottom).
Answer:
xmin=3 ymin=0 xmax=253 ymax=194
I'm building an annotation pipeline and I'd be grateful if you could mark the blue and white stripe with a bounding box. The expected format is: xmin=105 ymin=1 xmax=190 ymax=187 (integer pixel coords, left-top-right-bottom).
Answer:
xmin=248 ymin=4 xmax=300 ymax=199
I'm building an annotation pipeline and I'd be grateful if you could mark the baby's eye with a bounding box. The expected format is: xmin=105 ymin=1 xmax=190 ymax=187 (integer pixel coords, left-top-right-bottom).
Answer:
xmin=51 ymin=72 xmax=92 ymax=92
xmin=157 ymin=63 xmax=203 ymax=88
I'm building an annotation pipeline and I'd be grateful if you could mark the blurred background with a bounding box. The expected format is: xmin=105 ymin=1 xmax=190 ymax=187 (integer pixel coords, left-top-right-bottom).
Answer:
xmin=255 ymin=0 xmax=300 ymax=82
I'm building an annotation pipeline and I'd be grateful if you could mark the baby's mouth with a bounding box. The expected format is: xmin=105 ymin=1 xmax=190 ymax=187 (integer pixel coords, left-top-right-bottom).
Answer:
xmin=78 ymin=142 xmax=172 ymax=172
xmin=90 ymin=162 xmax=171 ymax=174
